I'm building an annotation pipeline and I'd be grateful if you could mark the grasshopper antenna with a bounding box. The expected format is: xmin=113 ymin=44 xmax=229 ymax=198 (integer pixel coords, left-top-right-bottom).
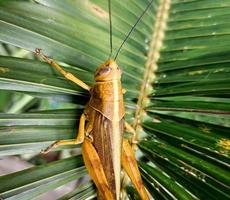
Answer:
xmin=114 ymin=0 xmax=154 ymax=61
xmin=108 ymin=0 xmax=113 ymax=59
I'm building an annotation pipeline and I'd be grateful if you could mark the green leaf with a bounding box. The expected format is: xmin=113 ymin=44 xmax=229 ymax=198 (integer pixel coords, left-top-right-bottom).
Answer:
xmin=58 ymin=182 xmax=96 ymax=200
xmin=140 ymin=162 xmax=197 ymax=200
xmin=0 ymin=0 xmax=230 ymax=199
xmin=0 ymin=155 xmax=86 ymax=199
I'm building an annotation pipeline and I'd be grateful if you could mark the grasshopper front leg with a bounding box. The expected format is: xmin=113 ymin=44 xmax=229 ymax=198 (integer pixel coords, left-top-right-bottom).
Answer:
xmin=34 ymin=48 xmax=90 ymax=91
xmin=42 ymin=113 xmax=86 ymax=153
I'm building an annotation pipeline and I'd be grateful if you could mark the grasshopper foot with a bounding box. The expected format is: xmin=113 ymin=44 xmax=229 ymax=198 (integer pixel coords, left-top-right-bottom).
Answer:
xmin=34 ymin=48 xmax=51 ymax=64
xmin=34 ymin=48 xmax=42 ymax=55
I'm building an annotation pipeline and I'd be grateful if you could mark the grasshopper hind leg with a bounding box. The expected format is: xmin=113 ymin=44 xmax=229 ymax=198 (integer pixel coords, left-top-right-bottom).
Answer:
xmin=82 ymin=139 xmax=114 ymax=200
xmin=122 ymin=139 xmax=149 ymax=200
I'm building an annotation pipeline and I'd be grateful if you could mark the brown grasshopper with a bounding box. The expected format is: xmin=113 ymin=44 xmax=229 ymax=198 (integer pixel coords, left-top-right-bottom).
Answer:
xmin=35 ymin=1 xmax=153 ymax=199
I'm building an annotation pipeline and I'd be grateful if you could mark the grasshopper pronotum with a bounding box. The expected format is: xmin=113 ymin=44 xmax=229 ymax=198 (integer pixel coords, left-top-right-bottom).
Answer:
xmin=35 ymin=1 xmax=153 ymax=199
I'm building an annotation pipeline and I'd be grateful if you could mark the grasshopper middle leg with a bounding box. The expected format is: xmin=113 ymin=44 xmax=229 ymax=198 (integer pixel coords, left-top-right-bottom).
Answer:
xmin=125 ymin=121 xmax=138 ymax=144
xmin=42 ymin=113 xmax=86 ymax=153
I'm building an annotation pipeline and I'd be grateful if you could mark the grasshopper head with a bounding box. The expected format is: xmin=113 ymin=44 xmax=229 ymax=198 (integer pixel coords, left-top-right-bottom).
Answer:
xmin=95 ymin=60 xmax=122 ymax=82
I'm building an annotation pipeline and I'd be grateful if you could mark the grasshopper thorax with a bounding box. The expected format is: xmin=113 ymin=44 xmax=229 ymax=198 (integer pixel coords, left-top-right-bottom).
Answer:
xmin=95 ymin=60 xmax=122 ymax=82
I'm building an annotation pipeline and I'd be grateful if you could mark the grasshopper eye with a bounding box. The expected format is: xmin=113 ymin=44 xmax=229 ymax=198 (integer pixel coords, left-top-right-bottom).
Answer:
xmin=99 ymin=67 xmax=111 ymax=75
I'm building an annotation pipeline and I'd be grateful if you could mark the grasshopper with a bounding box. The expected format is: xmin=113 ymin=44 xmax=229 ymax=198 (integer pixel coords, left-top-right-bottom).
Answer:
xmin=35 ymin=1 xmax=153 ymax=199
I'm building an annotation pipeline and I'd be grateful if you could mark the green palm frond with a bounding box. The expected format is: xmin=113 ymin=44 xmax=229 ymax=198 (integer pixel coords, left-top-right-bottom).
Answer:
xmin=0 ymin=0 xmax=229 ymax=199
